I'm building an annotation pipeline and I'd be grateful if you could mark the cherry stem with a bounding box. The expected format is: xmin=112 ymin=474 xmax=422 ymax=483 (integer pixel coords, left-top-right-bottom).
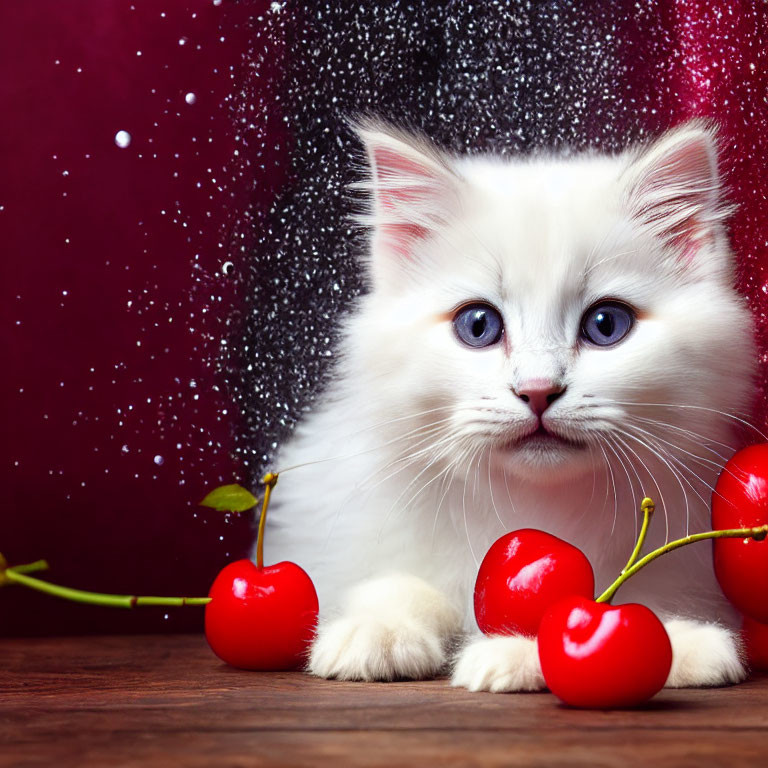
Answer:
xmin=1 ymin=558 xmax=210 ymax=608
xmin=2 ymin=567 xmax=212 ymax=607
xmin=596 ymin=521 xmax=768 ymax=604
xmin=8 ymin=559 xmax=49 ymax=575
xmin=255 ymin=472 xmax=278 ymax=569
xmin=620 ymin=498 xmax=655 ymax=575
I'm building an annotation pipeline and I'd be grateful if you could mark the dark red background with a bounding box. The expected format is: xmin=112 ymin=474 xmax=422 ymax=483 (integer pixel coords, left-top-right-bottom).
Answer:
xmin=0 ymin=0 xmax=284 ymax=634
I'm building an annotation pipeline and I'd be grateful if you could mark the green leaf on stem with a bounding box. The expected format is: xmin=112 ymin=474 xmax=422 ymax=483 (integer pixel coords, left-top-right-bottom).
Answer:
xmin=199 ymin=484 xmax=259 ymax=512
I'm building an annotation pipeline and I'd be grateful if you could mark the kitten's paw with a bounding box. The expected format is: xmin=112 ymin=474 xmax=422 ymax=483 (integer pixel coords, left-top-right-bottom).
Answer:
xmin=664 ymin=619 xmax=746 ymax=688
xmin=451 ymin=635 xmax=545 ymax=693
xmin=308 ymin=615 xmax=445 ymax=681
xmin=308 ymin=574 xmax=461 ymax=682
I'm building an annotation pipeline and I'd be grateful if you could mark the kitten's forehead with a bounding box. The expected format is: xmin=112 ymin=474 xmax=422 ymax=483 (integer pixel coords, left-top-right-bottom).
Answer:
xmin=448 ymin=155 xmax=632 ymax=306
xmin=462 ymin=155 xmax=625 ymax=257
xmin=458 ymin=154 xmax=624 ymax=203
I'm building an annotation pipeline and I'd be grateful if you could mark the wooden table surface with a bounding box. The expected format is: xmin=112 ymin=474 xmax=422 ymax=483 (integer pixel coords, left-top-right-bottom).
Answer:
xmin=1 ymin=634 xmax=767 ymax=767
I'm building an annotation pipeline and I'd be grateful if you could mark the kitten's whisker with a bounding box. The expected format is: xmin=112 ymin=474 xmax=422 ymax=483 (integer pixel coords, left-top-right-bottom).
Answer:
xmin=629 ymin=415 xmax=735 ymax=461
xmin=462 ymin=445 xmax=483 ymax=567
xmin=388 ymin=450 xmax=457 ymax=535
xmin=594 ymin=437 xmax=619 ymax=538
xmin=618 ymin=418 xmax=725 ymax=538
xmin=620 ymin=415 xmax=730 ymax=476
xmin=596 ymin=397 xmax=760 ymax=509
xmin=320 ymin=432 xmax=455 ymax=553
xmin=431 ymin=447 xmax=468 ymax=551
xmin=587 ymin=443 xmax=598 ymax=510
xmin=611 ymin=431 xmax=674 ymax=543
xmin=342 ymin=445 xmax=453 ymax=538
xmin=487 ymin=447 xmax=506 ymax=532
xmin=602 ymin=434 xmax=639 ymax=539
xmin=620 ymin=418 xmax=743 ymax=512
xmin=361 ymin=429 xmax=457 ymax=497
xmin=642 ymin=433 xmax=709 ymax=537
xmin=473 ymin=444 xmax=483 ymax=504
xmin=375 ymin=437 xmax=458 ymax=543
xmin=429 ymin=461 xmax=458 ymax=551
xmin=583 ymin=220 xmax=631 ymax=276
xmin=594 ymin=442 xmax=614 ymax=525
xmin=607 ymin=401 xmax=767 ymax=441
xmin=502 ymin=464 xmax=518 ymax=521
xmin=621 ymin=418 xmax=724 ymax=478
xmin=612 ymin=430 xmax=659 ymax=503
xmin=345 ymin=404 xmax=459 ymax=437
xmin=621 ymin=425 xmax=711 ymax=535
xmin=610 ymin=433 xmax=645 ymax=496
xmin=274 ymin=414 xmax=459 ymax=475
xmin=353 ymin=418 xmax=458 ymax=480
xmin=583 ymin=248 xmax=639 ymax=277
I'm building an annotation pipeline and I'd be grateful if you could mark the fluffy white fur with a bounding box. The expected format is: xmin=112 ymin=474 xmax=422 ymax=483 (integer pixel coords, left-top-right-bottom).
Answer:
xmin=261 ymin=121 xmax=757 ymax=691
xmin=451 ymin=634 xmax=544 ymax=693
xmin=309 ymin=573 xmax=461 ymax=681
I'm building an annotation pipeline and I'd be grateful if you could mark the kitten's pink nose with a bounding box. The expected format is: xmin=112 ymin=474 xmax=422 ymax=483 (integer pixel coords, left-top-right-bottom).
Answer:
xmin=514 ymin=379 xmax=566 ymax=417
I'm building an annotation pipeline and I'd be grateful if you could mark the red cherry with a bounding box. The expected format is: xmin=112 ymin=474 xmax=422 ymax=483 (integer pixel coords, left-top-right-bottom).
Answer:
xmin=474 ymin=529 xmax=595 ymax=637
xmin=742 ymin=615 xmax=768 ymax=672
xmin=205 ymin=559 xmax=318 ymax=670
xmin=537 ymin=595 xmax=672 ymax=708
xmin=712 ymin=444 xmax=768 ymax=623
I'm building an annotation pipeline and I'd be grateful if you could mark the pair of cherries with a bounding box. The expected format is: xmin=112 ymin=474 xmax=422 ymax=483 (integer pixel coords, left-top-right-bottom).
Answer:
xmin=475 ymin=526 xmax=671 ymax=708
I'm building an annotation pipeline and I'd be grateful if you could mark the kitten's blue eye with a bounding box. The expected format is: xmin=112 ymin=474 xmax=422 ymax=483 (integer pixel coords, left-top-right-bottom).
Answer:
xmin=453 ymin=303 xmax=504 ymax=348
xmin=581 ymin=302 xmax=635 ymax=347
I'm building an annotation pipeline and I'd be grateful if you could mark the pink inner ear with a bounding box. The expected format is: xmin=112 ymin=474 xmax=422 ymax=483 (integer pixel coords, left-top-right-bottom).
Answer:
xmin=380 ymin=222 xmax=429 ymax=258
xmin=675 ymin=227 xmax=715 ymax=266
xmin=374 ymin=146 xmax=430 ymax=178
xmin=664 ymin=208 xmax=710 ymax=265
xmin=373 ymin=146 xmax=437 ymax=256
xmin=631 ymin=132 xmax=718 ymax=266
xmin=679 ymin=240 xmax=698 ymax=265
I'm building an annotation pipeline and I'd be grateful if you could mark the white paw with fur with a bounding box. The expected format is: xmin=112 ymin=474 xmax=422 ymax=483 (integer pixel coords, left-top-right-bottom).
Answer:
xmin=308 ymin=573 xmax=462 ymax=682
xmin=451 ymin=634 xmax=545 ymax=693
xmin=309 ymin=615 xmax=446 ymax=681
xmin=664 ymin=619 xmax=746 ymax=687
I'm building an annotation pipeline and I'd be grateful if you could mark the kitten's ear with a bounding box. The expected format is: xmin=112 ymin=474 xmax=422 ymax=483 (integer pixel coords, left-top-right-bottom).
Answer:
xmin=353 ymin=120 xmax=462 ymax=286
xmin=625 ymin=122 xmax=728 ymax=262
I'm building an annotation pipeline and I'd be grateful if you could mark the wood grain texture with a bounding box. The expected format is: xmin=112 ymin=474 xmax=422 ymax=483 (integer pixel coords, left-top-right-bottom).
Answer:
xmin=1 ymin=635 xmax=767 ymax=767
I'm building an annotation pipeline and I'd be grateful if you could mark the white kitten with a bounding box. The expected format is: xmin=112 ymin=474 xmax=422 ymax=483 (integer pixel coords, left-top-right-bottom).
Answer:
xmin=261 ymin=121 xmax=757 ymax=690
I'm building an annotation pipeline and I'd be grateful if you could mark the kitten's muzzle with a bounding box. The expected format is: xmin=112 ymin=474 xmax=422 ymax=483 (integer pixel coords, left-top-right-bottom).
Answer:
xmin=501 ymin=421 xmax=586 ymax=452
